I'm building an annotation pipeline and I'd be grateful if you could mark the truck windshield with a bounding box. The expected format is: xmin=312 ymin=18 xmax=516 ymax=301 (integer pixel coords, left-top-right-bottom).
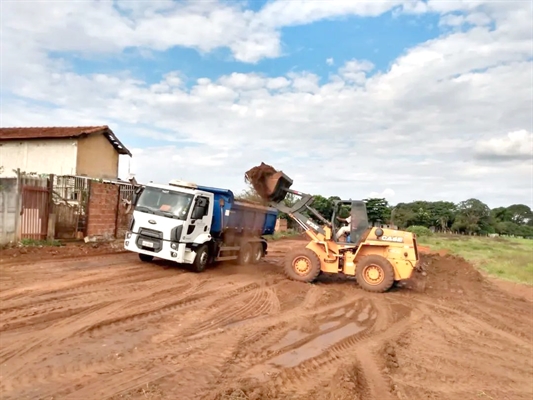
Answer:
xmin=135 ymin=187 xmax=194 ymax=220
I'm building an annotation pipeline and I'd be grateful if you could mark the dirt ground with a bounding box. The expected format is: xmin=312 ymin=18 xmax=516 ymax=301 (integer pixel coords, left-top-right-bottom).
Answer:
xmin=1 ymin=238 xmax=532 ymax=400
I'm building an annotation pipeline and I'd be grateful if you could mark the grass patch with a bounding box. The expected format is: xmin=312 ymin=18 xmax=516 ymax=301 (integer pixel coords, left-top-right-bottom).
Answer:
xmin=19 ymin=238 xmax=62 ymax=247
xmin=264 ymin=229 xmax=300 ymax=241
xmin=419 ymin=235 xmax=533 ymax=285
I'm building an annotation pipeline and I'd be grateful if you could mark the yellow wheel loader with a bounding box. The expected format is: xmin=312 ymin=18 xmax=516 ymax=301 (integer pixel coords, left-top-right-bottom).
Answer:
xmin=244 ymin=163 xmax=421 ymax=293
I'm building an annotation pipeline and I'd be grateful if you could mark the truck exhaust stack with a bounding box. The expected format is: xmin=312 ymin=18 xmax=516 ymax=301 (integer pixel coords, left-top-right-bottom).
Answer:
xmin=245 ymin=162 xmax=293 ymax=203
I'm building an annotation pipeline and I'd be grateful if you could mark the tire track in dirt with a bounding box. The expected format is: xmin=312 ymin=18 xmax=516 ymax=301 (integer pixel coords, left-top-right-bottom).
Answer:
xmin=1 ymin=269 xmax=202 ymax=391
xmin=0 ymin=263 xmax=168 ymax=303
xmin=2 ymin=279 xmax=270 ymax=395
xmin=0 ymin=299 xmax=125 ymax=385
xmin=0 ymin=274 xmax=186 ymax=332
xmin=260 ymin=300 xmax=416 ymax=397
xmin=412 ymin=297 xmax=532 ymax=348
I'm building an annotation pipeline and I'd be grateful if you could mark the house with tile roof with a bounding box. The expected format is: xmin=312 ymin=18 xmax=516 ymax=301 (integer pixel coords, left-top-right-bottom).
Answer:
xmin=0 ymin=126 xmax=131 ymax=179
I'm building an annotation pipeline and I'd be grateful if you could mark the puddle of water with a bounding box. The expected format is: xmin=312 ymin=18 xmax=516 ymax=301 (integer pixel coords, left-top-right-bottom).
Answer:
xmin=331 ymin=308 xmax=345 ymax=317
xmin=269 ymin=322 xmax=366 ymax=368
xmin=319 ymin=321 xmax=341 ymax=331
xmin=270 ymin=330 xmax=309 ymax=352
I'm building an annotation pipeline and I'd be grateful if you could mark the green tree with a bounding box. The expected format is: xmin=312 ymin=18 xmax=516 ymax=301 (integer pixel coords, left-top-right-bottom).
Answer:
xmin=491 ymin=206 xmax=513 ymax=223
xmin=363 ymin=198 xmax=391 ymax=225
xmin=506 ymin=204 xmax=533 ymax=225
xmin=428 ymin=201 xmax=456 ymax=232
xmin=452 ymin=198 xmax=491 ymax=234
xmin=391 ymin=203 xmax=416 ymax=229
xmin=310 ymin=195 xmax=334 ymax=220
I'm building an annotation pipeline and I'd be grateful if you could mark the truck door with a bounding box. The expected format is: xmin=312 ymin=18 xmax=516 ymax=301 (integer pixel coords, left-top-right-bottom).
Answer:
xmin=183 ymin=195 xmax=211 ymax=243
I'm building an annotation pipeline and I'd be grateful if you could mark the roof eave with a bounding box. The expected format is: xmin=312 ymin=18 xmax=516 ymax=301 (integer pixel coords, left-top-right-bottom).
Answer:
xmin=93 ymin=127 xmax=132 ymax=157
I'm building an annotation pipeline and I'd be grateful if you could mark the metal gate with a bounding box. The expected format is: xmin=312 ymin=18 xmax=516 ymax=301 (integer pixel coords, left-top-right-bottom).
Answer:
xmin=21 ymin=183 xmax=50 ymax=240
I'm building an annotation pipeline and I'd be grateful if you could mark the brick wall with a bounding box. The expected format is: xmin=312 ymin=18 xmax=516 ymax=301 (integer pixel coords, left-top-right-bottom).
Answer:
xmin=86 ymin=182 xmax=119 ymax=238
xmin=116 ymin=203 xmax=132 ymax=239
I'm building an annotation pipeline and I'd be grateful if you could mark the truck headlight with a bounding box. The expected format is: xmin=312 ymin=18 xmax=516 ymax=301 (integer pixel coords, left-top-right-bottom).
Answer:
xmin=126 ymin=232 xmax=132 ymax=239
xmin=171 ymin=242 xmax=178 ymax=250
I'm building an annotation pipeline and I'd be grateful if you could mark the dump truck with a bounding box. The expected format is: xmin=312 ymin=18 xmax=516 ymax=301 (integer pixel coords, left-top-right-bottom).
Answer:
xmin=244 ymin=163 xmax=421 ymax=292
xmin=123 ymin=179 xmax=278 ymax=272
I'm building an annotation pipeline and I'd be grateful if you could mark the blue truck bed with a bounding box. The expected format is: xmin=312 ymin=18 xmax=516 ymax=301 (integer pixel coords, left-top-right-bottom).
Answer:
xmin=196 ymin=185 xmax=278 ymax=236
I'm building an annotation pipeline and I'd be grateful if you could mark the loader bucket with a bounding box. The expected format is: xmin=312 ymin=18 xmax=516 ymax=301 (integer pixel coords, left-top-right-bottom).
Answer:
xmin=266 ymin=171 xmax=293 ymax=203
xmin=245 ymin=162 xmax=293 ymax=203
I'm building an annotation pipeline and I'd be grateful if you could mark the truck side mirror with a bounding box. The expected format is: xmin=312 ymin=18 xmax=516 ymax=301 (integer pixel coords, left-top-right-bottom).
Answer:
xmin=132 ymin=186 xmax=144 ymax=206
xmin=191 ymin=206 xmax=205 ymax=220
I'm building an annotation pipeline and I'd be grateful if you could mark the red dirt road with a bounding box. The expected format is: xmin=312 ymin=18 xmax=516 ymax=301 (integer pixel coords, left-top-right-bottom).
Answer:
xmin=1 ymin=239 xmax=532 ymax=400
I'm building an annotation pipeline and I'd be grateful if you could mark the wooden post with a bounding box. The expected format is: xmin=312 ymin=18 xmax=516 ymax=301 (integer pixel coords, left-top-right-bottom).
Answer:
xmin=14 ymin=168 xmax=22 ymax=241
xmin=47 ymin=174 xmax=55 ymax=240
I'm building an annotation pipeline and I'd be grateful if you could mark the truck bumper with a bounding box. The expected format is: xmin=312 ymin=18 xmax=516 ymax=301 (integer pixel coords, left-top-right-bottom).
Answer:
xmin=124 ymin=231 xmax=195 ymax=264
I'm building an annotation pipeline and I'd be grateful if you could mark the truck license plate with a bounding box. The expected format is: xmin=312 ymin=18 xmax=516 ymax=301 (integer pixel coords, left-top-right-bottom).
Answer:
xmin=142 ymin=240 xmax=154 ymax=248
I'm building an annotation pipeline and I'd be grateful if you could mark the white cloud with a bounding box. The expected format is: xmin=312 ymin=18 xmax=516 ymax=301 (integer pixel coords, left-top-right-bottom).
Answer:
xmin=1 ymin=0 xmax=532 ymax=208
xmin=368 ymin=189 xmax=396 ymax=200
xmin=326 ymin=58 xmax=334 ymax=66
xmin=475 ymin=130 xmax=532 ymax=160
xmin=0 ymin=0 xmax=415 ymax=64
xmin=338 ymin=59 xmax=375 ymax=84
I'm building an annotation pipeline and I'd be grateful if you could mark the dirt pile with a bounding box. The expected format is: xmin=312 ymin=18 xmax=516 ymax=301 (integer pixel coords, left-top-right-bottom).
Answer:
xmin=420 ymin=253 xmax=486 ymax=297
xmin=244 ymin=162 xmax=279 ymax=200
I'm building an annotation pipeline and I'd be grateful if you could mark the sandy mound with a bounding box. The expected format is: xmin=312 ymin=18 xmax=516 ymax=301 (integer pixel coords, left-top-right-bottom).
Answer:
xmin=419 ymin=253 xmax=487 ymax=297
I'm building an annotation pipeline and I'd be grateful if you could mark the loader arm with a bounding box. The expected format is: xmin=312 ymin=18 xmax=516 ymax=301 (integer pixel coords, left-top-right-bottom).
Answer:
xmin=268 ymin=189 xmax=332 ymax=240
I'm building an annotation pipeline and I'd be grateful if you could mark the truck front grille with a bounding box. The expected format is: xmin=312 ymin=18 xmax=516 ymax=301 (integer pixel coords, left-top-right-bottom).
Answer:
xmin=137 ymin=228 xmax=163 ymax=253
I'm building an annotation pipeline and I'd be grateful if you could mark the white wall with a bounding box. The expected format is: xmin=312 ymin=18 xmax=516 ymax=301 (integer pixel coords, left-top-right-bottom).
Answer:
xmin=0 ymin=178 xmax=19 ymax=244
xmin=0 ymin=139 xmax=78 ymax=177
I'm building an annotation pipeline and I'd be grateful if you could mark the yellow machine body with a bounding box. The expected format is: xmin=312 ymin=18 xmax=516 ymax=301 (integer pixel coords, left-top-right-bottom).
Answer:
xmin=304 ymin=226 xmax=419 ymax=280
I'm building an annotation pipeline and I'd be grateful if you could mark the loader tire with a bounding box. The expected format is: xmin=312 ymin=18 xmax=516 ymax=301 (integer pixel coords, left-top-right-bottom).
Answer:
xmin=355 ymin=255 xmax=395 ymax=293
xmin=192 ymin=244 xmax=209 ymax=273
xmin=284 ymin=248 xmax=321 ymax=283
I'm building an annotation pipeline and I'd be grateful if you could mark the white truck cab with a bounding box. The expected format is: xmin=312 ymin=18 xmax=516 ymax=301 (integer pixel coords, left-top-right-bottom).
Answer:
xmin=124 ymin=179 xmax=277 ymax=272
xmin=124 ymin=180 xmax=214 ymax=267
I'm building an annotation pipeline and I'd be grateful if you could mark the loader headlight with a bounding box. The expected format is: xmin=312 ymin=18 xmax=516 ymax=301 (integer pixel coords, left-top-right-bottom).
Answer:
xmin=375 ymin=228 xmax=384 ymax=237
xmin=171 ymin=242 xmax=178 ymax=250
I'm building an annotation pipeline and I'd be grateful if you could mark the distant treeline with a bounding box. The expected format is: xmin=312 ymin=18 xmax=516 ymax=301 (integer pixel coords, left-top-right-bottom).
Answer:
xmin=237 ymin=185 xmax=533 ymax=238
xmin=311 ymin=195 xmax=533 ymax=238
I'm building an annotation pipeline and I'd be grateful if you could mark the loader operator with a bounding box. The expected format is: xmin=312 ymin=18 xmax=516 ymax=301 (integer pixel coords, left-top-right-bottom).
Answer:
xmin=336 ymin=215 xmax=352 ymax=241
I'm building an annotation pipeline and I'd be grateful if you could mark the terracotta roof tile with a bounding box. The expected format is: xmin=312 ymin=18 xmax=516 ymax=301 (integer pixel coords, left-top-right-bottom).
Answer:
xmin=0 ymin=126 xmax=131 ymax=156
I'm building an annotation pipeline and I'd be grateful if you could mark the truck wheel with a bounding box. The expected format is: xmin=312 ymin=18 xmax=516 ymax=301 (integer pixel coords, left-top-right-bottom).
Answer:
xmin=284 ymin=248 xmax=321 ymax=283
xmin=139 ymin=254 xmax=154 ymax=262
xmin=252 ymin=243 xmax=263 ymax=263
xmin=192 ymin=244 xmax=209 ymax=273
xmin=238 ymin=243 xmax=253 ymax=265
xmin=355 ymin=255 xmax=395 ymax=293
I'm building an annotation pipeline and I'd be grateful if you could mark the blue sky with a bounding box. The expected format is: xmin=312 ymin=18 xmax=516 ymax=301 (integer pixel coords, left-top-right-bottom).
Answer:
xmin=54 ymin=8 xmax=442 ymax=89
xmin=1 ymin=0 xmax=531 ymax=207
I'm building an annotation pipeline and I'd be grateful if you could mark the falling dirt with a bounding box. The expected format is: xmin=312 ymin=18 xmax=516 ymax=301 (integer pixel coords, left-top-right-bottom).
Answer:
xmin=0 ymin=239 xmax=532 ymax=400
xmin=244 ymin=162 xmax=279 ymax=200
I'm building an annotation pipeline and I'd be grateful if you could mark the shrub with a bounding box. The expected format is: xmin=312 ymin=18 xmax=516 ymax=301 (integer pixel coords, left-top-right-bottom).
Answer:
xmin=406 ymin=225 xmax=433 ymax=237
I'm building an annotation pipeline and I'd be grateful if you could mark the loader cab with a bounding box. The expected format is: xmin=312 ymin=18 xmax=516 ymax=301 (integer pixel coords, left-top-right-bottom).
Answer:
xmin=332 ymin=200 xmax=370 ymax=244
